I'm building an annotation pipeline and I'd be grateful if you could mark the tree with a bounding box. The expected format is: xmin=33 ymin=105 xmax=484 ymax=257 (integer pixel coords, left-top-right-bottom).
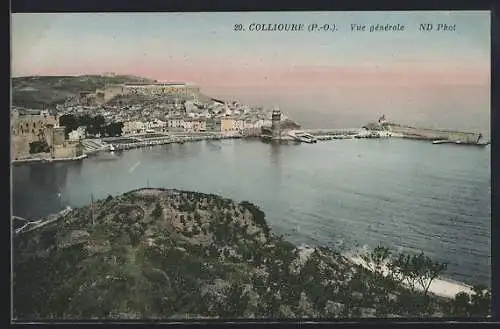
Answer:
xmin=360 ymin=246 xmax=391 ymax=278
xmin=29 ymin=140 xmax=50 ymax=154
xmin=194 ymin=211 xmax=201 ymax=223
xmin=453 ymin=292 xmax=470 ymax=316
xmin=469 ymin=285 xmax=491 ymax=317
xmin=389 ymin=253 xmax=419 ymax=292
xmin=151 ymin=202 xmax=163 ymax=220
xmin=223 ymin=283 xmax=250 ymax=317
xmin=412 ymin=252 xmax=447 ymax=297
xmin=239 ymin=201 xmax=269 ymax=236
xmin=59 ymin=114 xmax=78 ymax=137
xmin=105 ymin=122 xmax=124 ymax=137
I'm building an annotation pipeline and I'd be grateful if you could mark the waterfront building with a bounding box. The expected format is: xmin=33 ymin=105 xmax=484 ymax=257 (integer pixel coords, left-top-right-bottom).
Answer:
xmin=271 ymin=107 xmax=282 ymax=139
xmin=234 ymin=118 xmax=245 ymax=132
xmin=192 ymin=119 xmax=206 ymax=132
xmin=11 ymin=108 xmax=83 ymax=160
xmin=168 ymin=117 xmax=185 ymax=130
xmin=205 ymin=118 xmax=220 ymax=132
xmin=183 ymin=119 xmax=206 ymax=132
xmin=220 ymin=117 xmax=236 ymax=132
xmin=122 ymin=121 xmax=146 ymax=136
xmin=145 ymin=119 xmax=167 ymax=132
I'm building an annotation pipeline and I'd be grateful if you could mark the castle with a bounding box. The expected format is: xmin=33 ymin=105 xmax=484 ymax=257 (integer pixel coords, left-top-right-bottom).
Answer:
xmin=11 ymin=108 xmax=83 ymax=160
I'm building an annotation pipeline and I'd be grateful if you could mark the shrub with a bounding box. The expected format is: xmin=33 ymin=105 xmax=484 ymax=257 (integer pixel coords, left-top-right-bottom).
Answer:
xmin=151 ymin=202 xmax=163 ymax=220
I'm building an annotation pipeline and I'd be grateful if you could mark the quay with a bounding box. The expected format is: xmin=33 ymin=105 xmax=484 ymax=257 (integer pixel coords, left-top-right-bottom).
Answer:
xmin=12 ymin=154 xmax=88 ymax=165
xmin=97 ymin=132 xmax=243 ymax=152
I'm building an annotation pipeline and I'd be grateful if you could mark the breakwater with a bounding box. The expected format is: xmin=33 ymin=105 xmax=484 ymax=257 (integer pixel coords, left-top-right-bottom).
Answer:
xmin=387 ymin=124 xmax=482 ymax=144
xmin=303 ymin=128 xmax=364 ymax=136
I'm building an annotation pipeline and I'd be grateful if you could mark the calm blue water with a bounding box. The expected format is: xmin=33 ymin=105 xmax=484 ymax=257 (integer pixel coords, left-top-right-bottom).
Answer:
xmin=12 ymin=138 xmax=491 ymax=287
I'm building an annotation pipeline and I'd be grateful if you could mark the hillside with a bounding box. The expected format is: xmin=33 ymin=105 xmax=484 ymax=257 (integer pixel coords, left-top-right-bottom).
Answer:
xmin=12 ymin=189 xmax=488 ymax=320
xmin=11 ymin=75 xmax=156 ymax=109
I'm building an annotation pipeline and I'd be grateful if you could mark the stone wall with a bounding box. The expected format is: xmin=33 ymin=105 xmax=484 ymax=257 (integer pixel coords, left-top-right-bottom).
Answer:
xmin=53 ymin=140 xmax=83 ymax=158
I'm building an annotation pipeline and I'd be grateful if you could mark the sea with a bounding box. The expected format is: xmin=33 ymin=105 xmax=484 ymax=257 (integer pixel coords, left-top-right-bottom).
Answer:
xmin=12 ymin=138 xmax=491 ymax=289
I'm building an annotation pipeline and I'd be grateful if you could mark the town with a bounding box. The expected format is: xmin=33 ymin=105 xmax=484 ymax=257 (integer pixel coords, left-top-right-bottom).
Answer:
xmin=11 ymin=76 xmax=488 ymax=164
xmin=11 ymin=79 xmax=302 ymax=163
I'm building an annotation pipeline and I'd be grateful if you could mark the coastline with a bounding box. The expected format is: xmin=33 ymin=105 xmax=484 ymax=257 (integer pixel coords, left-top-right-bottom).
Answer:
xmin=12 ymin=154 xmax=88 ymax=165
xmin=348 ymin=254 xmax=474 ymax=299
xmin=108 ymin=132 xmax=244 ymax=151
xmin=13 ymin=126 xmax=489 ymax=166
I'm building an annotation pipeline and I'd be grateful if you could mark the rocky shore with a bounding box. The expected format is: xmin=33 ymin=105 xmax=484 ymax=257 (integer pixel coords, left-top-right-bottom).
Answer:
xmin=13 ymin=188 xmax=490 ymax=320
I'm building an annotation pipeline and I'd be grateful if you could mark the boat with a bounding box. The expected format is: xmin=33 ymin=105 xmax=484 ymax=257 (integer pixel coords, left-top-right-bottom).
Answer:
xmin=288 ymin=130 xmax=318 ymax=143
xmin=297 ymin=135 xmax=317 ymax=143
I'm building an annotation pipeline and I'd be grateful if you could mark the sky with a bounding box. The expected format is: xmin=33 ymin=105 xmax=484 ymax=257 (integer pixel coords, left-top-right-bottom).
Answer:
xmin=11 ymin=12 xmax=491 ymax=131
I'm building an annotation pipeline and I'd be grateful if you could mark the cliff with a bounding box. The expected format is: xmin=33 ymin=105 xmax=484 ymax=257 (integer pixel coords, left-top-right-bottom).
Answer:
xmin=12 ymin=188 xmax=485 ymax=320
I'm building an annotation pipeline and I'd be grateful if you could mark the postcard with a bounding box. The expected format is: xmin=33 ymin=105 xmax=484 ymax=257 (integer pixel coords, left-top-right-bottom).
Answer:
xmin=11 ymin=11 xmax=491 ymax=321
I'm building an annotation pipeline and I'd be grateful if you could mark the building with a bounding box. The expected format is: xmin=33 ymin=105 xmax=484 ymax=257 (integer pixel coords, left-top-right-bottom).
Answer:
xmin=108 ymin=82 xmax=200 ymax=99
xmin=145 ymin=119 xmax=167 ymax=132
xmin=234 ymin=118 xmax=245 ymax=132
xmin=122 ymin=121 xmax=146 ymax=135
xmin=181 ymin=119 xmax=204 ymax=132
xmin=11 ymin=108 xmax=82 ymax=160
xmin=220 ymin=117 xmax=236 ymax=132
xmin=191 ymin=119 xmax=206 ymax=132
xmin=168 ymin=117 xmax=185 ymax=130
xmin=205 ymin=118 xmax=220 ymax=132
xmin=271 ymin=108 xmax=282 ymax=139
xmin=68 ymin=126 xmax=87 ymax=141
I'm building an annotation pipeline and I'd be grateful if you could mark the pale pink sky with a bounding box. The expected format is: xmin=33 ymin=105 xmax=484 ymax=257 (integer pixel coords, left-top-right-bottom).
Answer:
xmin=12 ymin=12 xmax=490 ymax=130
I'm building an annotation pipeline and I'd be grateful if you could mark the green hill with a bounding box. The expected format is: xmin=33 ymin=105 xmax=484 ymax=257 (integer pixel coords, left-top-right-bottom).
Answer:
xmin=11 ymin=75 xmax=156 ymax=109
xmin=13 ymin=188 xmax=490 ymax=320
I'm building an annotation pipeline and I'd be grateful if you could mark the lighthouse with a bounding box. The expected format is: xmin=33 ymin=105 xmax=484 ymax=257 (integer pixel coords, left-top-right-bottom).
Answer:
xmin=271 ymin=105 xmax=281 ymax=140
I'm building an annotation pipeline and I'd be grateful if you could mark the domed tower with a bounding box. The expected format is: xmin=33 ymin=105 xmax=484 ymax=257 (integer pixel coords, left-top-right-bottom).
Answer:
xmin=271 ymin=105 xmax=281 ymax=139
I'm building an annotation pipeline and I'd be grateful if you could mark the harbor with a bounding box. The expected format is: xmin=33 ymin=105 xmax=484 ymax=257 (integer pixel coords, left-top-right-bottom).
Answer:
xmin=12 ymin=137 xmax=491 ymax=290
xmin=13 ymin=108 xmax=490 ymax=164
xmin=258 ymin=112 xmax=489 ymax=147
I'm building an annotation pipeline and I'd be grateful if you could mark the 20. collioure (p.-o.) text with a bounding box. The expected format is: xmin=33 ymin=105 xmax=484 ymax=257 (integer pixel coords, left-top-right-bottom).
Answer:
xmin=233 ymin=23 xmax=338 ymax=32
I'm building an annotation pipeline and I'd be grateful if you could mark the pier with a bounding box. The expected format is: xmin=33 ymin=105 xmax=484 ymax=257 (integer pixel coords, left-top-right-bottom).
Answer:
xmin=302 ymin=128 xmax=365 ymax=136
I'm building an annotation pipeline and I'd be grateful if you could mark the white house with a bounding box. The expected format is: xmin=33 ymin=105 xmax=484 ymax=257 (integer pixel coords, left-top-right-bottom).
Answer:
xmin=243 ymin=120 xmax=257 ymax=130
xmin=145 ymin=119 xmax=167 ymax=132
xmin=122 ymin=121 xmax=146 ymax=135
xmin=234 ymin=118 xmax=245 ymax=131
xmin=168 ymin=117 xmax=184 ymax=129
xmin=183 ymin=120 xmax=193 ymax=132
xmin=68 ymin=126 xmax=86 ymax=141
